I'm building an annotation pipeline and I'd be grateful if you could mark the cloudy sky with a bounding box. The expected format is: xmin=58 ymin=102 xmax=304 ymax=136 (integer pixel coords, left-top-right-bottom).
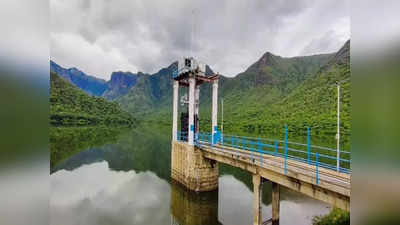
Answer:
xmin=50 ymin=0 xmax=349 ymax=80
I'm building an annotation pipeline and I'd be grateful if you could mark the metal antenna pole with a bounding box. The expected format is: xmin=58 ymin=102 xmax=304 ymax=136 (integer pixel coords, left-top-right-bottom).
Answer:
xmin=336 ymin=84 xmax=340 ymax=172
xmin=191 ymin=10 xmax=195 ymax=57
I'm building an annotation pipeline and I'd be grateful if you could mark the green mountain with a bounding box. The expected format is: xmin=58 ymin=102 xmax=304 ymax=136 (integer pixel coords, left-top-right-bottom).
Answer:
xmin=196 ymin=50 xmax=335 ymax=130
xmin=102 ymin=71 xmax=146 ymax=100
xmin=118 ymin=41 xmax=350 ymax=142
xmin=50 ymin=60 xmax=108 ymax=96
xmin=219 ymin=40 xmax=350 ymax=137
xmin=220 ymin=51 xmax=333 ymax=97
xmin=117 ymin=63 xmax=175 ymax=116
xmin=50 ymin=72 xmax=135 ymax=126
xmin=117 ymin=63 xmax=214 ymax=117
xmin=50 ymin=61 xmax=145 ymax=100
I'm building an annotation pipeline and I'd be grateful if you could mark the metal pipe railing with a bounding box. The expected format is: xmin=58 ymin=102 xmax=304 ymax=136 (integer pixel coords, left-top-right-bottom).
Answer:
xmin=195 ymin=130 xmax=351 ymax=174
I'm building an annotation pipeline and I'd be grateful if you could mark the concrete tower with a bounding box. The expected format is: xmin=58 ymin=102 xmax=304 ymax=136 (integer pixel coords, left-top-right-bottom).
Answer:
xmin=171 ymin=57 xmax=220 ymax=192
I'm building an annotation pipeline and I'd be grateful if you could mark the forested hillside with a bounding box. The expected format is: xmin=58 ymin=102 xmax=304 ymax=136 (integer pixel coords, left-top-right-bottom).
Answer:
xmin=50 ymin=72 xmax=135 ymax=126
xmin=218 ymin=41 xmax=350 ymax=137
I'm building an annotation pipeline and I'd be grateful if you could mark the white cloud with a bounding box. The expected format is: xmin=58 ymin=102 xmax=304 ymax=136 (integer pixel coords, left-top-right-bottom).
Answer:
xmin=51 ymin=32 xmax=137 ymax=80
xmin=51 ymin=0 xmax=350 ymax=78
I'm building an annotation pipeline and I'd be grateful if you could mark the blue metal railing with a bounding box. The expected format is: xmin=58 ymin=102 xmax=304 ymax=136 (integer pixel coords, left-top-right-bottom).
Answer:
xmin=187 ymin=129 xmax=351 ymax=174
xmin=176 ymin=126 xmax=351 ymax=187
xmin=172 ymin=69 xmax=178 ymax=78
xmin=177 ymin=131 xmax=188 ymax=142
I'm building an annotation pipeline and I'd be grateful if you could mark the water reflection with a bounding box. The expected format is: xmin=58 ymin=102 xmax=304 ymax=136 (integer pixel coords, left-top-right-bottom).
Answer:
xmin=51 ymin=126 xmax=172 ymax=179
xmin=51 ymin=161 xmax=171 ymax=225
xmin=170 ymin=180 xmax=221 ymax=225
xmin=50 ymin=126 xmax=127 ymax=172
xmin=50 ymin=126 xmax=331 ymax=225
xmin=218 ymin=175 xmax=330 ymax=225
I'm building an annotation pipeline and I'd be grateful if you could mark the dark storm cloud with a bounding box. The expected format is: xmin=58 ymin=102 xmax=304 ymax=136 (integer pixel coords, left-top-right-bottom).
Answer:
xmin=51 ymin=0 xmax=349 ymax=79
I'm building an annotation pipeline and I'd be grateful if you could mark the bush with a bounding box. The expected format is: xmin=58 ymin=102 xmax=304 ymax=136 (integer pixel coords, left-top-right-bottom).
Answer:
xmin=312 ymin=208 xmax=350 ymax=225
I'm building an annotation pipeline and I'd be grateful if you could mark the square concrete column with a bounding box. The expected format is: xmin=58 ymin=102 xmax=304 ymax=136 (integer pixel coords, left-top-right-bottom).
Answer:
xmin=195 ymin=85 xmax=200 ymax=135
xmin=212 ymin=80 xmax=218 ymax=144
xmin=272 ymin=182 xmax=280 ymax=225
xmin=172 ymin=81 xmax=179 ymax=141
xmin=253 ymin=174 xmax=262 ymax=225
xmin=188 ymin=77 xmax=196 ymax=145
xmin=195 ymin=85 xmax=200 ymax=115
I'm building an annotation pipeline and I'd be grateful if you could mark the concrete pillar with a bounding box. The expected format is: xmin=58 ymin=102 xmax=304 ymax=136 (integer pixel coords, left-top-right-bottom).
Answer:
xmin=195 ymin=85 xmax=200 ymax=135
xmin=172 ymin=81 xmax=179 ymax=141
xmin=212 ymin=80 xmax=218 ymax=144
xmin=171 ymin=142 xmax=219 ymax=192
xmin=253 ymin=174 xmax=262 ymax=225
xmin=195 ymin=85 xmax=200 ymax=115
xmin=272 ymin=182 xmax=280 ymax=225
xmin=188 ymin=77 xmax=195 ymax=145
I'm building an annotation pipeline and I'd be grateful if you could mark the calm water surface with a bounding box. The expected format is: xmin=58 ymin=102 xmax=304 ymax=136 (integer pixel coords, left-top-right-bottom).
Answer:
xmin=50 ymin=126 xmax=330 ymax=225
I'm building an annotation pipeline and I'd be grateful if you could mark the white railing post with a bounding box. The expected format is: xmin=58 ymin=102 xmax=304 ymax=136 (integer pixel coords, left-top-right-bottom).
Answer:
xmin=188 ymin=77 xmax=195 ymax=145
xmin=211 ymin=80 xmax=218 ymax=144
xmin=172 ymin=81 xmax=179 ymax=141
xmin=336 ymin=84 xmax=340 ymax=172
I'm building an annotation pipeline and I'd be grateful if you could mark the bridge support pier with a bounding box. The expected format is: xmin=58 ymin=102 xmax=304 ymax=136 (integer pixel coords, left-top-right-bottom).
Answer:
xmin=253 ymin=174 xmax=263 ymax=225
xmin=253 ymin=174 xmax=281 ymax=225
xmin=272 ymin=182 xmax=280 ymax=225
xmin=171 ymin=141 xmax=219 ymax=192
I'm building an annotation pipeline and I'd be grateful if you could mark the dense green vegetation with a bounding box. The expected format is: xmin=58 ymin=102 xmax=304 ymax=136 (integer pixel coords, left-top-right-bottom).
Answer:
xmin=313 ymin=208 xmax=350 ymax=225
xmin=50 ymin=72 xmax=135 ymax=126
xmin=215 ymin=59 xmax=350 ymax=139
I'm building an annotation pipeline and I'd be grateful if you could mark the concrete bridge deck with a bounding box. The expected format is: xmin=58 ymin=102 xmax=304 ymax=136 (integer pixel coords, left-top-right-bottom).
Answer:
xmin=197 ymin=141 xmax=350 ymax=210
xmin=171 ymin=139 xmax=350 ymax=225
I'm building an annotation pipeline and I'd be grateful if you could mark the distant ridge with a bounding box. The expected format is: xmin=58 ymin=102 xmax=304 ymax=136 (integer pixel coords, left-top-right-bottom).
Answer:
xmin=50 ymin=61 xmax=146 ymax=100
xmin=102 ymin=71 xmax=145 ymax=100
xmin=50 ymin=61 xmax=107 ymax=96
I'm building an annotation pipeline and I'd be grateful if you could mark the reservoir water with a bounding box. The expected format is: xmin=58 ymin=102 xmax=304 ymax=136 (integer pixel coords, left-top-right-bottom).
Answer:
xmin=50 ymin=125 xmax=331 ymax=225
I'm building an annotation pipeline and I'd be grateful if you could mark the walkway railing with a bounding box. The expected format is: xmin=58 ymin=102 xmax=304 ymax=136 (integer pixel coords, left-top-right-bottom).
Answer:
xmin=176 ymin=128 xmax=351 ymax=174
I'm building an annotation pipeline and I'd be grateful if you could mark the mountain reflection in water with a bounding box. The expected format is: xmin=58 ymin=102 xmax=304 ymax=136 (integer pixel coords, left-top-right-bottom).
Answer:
xmin=50 ymin=126 xmax=330 ymax=225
